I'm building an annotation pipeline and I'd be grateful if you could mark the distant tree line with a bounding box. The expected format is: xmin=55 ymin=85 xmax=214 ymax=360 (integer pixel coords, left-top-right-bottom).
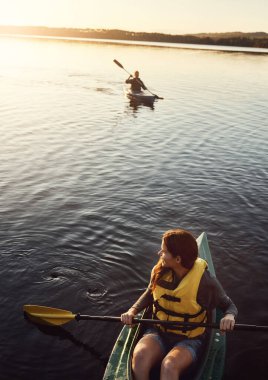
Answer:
xmin=1 ymin=26 xmax=268 ymax=49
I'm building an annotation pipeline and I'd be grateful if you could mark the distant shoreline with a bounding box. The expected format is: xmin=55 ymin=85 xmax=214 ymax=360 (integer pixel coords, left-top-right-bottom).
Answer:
xmin=2 ymin=33 xmax=268 ymax=55
xmin=1 ymin=25 xmax=268 ymax=49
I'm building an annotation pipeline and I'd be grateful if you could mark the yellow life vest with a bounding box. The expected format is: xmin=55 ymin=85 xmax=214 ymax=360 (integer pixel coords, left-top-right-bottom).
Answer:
xmin=152 ymin=258 xmax=207 ymax=338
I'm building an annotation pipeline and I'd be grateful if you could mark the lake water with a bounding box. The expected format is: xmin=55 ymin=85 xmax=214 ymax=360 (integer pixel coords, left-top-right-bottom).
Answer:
xmin=0 ymin=35 xmax=267 ymax=380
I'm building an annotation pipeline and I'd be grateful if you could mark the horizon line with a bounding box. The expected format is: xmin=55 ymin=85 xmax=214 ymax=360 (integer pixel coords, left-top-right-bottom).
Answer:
xmin=0 ymin=24 xmax=267 ymax=36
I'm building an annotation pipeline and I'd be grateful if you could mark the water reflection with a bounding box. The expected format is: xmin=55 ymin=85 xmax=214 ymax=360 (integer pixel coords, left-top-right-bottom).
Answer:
xmin=23 ymin=312 xmax=107 ymax=365
xmin=128 ymin=98 xmax=155 ymax=111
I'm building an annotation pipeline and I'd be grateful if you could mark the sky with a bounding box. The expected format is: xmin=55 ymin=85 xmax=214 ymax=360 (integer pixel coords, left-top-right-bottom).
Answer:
xmin=0 ymin=0 xmax=267 ymax=34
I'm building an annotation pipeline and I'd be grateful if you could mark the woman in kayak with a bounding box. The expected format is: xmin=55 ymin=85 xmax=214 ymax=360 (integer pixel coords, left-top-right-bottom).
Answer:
xmin=125 ymin=70 xmax=147 ymax=92
xmin=121 ymin=229 xmax=237 ymax=380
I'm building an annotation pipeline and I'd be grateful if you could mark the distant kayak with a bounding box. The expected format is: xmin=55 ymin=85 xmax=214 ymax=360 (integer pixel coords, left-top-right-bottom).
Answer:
xmin=125 ymin=88 xmax=157 ymax=105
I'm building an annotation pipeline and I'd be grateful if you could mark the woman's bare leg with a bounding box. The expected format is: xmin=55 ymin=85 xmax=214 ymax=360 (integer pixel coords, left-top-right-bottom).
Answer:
xmin=132 ymin=334 xmax=164 ymax=380
xmin=160 ymin=346 xmax=193 ymax=380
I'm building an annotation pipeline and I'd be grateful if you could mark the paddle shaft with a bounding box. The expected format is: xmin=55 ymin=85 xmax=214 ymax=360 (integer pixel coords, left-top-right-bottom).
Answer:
xmin=23 ymin=306 xmax=268 ymax=332
xmin=113 ymin=59 xmax=163 ymax=99
xmin=76 ymin=315 xmax=268 ymax=332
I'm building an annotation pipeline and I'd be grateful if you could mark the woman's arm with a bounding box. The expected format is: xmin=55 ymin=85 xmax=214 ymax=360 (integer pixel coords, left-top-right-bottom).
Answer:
xmin=121 ymin=288 xmax=153 ymax=325
xmin=131 ymin=288 xmax=154 ymax=312
xmin=198 ymin=270 xmax=238 ymax=332
xmin=121 ymin=269 xmax=155 ymax=325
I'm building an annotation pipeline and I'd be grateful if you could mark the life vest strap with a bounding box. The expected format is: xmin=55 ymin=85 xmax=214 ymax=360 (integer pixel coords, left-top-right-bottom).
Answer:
xmin=153 ymin=299 xmax=205 ymax=319
xmin=153 ymin=313 xmax=207 ymax=333
xmin=160 ymin=294 xmax=181 ymax=302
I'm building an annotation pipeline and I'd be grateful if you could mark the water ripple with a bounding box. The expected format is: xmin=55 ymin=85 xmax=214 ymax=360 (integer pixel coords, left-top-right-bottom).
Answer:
xmin=0 ymin=37 xmax=267 ymax=380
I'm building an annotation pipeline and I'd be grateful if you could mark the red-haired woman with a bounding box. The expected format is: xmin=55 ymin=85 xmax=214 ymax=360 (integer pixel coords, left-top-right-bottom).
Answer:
xmin=121 ymin=229 xmax=237 ymax=380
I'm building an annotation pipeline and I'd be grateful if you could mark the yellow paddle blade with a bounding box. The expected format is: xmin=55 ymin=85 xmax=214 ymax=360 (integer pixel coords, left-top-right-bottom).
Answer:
xmin=23 ymin=305 xmax=76 ymax=326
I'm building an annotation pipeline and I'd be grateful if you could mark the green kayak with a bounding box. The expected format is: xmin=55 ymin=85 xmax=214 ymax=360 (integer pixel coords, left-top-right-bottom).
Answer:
xmin=103 ymin=232 xmax=226 ymax=380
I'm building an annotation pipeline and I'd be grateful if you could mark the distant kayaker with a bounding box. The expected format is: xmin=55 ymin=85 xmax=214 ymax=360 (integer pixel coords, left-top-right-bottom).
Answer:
xmin=125 ymin=70 xmax=147 ymax=92
xmin=121 ymin=228 xmax=237 ymax=380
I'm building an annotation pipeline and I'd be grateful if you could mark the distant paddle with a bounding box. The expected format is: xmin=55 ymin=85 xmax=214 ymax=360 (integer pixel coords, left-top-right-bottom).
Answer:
xmin=113 ymin=59 xmax=163 ymax=100
xmin=24 ymin=305 xmax=268 ymax=332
